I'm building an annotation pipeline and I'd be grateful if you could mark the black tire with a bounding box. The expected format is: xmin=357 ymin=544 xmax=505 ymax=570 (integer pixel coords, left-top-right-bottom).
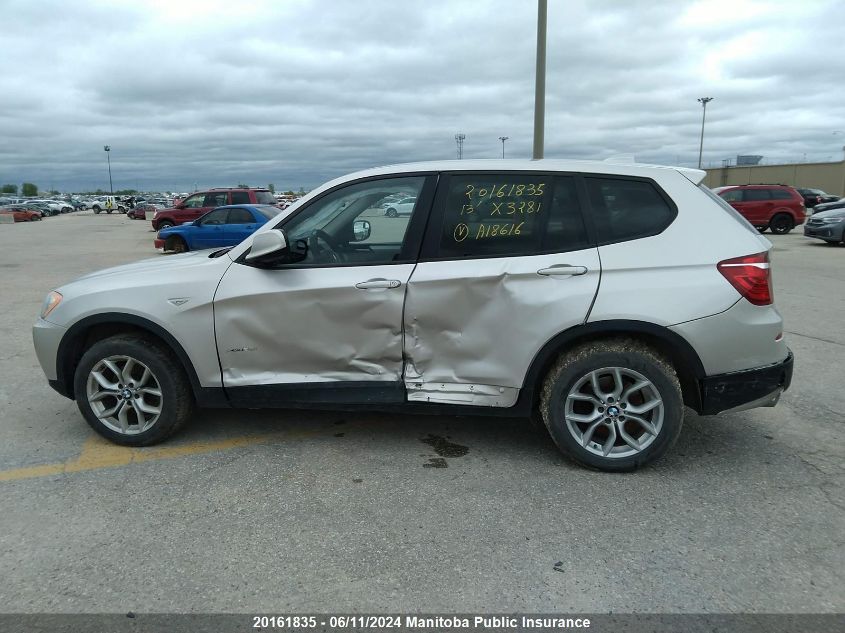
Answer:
xmin=92 ymin=206 xmax=101 ymax=213
xmin=73 ymin=335 xmax=194 ymax=446
xmin=539 ymin=339 xmax=683 ymax=472
xmin=166 ymin=235 xmax=188 ymax=253
xmin=385 ymin=207 xmax=398 ymax=218
xmin=158 ymin=220 xmax=174 ymax=230
xmin=769 ymin=213 xmax=794 ymax=234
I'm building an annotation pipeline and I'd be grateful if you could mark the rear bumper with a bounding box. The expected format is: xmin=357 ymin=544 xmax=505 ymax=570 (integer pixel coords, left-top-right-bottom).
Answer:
xmin=698 ymin=350 xmax=793 ymax=415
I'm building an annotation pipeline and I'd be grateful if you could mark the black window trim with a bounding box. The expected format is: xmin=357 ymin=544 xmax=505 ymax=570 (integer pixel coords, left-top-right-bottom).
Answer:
xmin=237 ymin=171 xmax=439 ymax=269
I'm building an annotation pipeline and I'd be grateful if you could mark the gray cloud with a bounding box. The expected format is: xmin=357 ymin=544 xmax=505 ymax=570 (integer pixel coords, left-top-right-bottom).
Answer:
xmin=1 ymin=0 xmax=843 ymax=192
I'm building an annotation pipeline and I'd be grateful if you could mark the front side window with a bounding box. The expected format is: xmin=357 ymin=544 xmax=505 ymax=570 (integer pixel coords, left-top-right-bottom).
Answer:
xmin=719 ymin=189 xmax=743 ymax=203
xmin=586 ymin=177 xmax=676 ymax=244
xmin=282 ymin=176 xmax=426 ymax=266
xmin=197 ymin=208 xmax=227 ymax=225
xmin=181 ymin=194 xmax=205 ymax=208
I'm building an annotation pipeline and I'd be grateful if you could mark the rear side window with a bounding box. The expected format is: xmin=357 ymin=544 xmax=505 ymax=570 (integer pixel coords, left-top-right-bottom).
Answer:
xmin=770 ymin=189 xmax=794 ymax=200
xmin=255 ymin=191 xmax=277 ymax=205
xmin=743 ymin=189 xmax=771 ymax=201
xmin=226 ymin=208 xmax=255 ymax=224
xmin=231 ymin=191 xmax=250 ymax=204
xmin=585 ymin=177 xmax=676 ymax=244
xmin=434 ymin=174 xmax=590 ymax=258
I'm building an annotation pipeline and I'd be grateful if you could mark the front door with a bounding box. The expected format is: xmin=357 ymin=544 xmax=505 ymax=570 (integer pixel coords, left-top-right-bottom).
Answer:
xmin=213 ymin=174 xmax=434 ymax=406
xmin=404 ymin=172 xmax=600 ymax=407
xmin=191 ymin=207 xmax=228 ymax=249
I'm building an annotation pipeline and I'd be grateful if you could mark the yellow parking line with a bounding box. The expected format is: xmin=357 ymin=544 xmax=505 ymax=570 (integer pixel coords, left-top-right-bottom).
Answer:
xmin=0 ymin=427 xmax=330 ymax=483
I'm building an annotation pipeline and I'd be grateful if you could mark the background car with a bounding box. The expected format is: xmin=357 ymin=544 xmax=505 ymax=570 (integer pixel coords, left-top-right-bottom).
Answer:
xmin=712 ymin=184 xmax=805 ymax=234
xmin=810 ymin=197 xmax=845 ymax=215
xmin=127 ymin=202 xmax=163 ymax=220
xmin=383 ymin=195 xmax=417 ymax=217
xmin=151 ymin=187 xmax=277 ymax=230
xmin=153 ymin=204 xmax=281 ymax=253
xmin=0 ymin=206 xmax=42 ymax=222
xmin=796 ymin=188 xmax=839 ymax=209
xmin=804 ymin=207 xmax=845 ymax=245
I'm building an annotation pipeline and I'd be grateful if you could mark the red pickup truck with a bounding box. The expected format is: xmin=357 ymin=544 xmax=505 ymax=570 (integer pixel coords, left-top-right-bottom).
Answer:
xmin=151 ymin=188 xmax=277 ymax=230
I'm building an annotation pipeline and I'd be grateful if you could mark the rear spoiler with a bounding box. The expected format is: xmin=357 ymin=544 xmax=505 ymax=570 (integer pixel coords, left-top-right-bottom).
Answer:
xmin=677 ymin=167 xmax=706 ymax=185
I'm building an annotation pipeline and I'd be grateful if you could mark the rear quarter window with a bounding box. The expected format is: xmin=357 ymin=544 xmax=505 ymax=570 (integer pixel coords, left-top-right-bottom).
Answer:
xmin=585 ymin=177 xmax=676 ymax=245
xmin=254 ymin=191 xmax=277 ymax=205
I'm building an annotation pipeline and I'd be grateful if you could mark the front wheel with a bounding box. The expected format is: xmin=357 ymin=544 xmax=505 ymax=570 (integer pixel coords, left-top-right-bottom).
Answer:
xmin=93 ymin=207 xmax=101 ymax=214
xmin=540 ymin=340 xmax=683 ymax=472
xmin=73 ymin=335 xmax=194 ymax=446
xmin=769 ymin=213 xmax=794 ymax=234
xmin=158 ymin=221 xmax=174 ymax=230
xmin=165 ymin=235 xmax=188 ymax=253
xmin=385 ymin=207 xmax=398 ymax=218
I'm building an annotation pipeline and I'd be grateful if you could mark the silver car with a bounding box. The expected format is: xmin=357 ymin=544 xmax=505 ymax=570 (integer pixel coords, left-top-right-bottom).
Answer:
xmin=803 ymin=207 xmax=845 ymax=244
xmin=33 ymin=160 xmax=793 ymax=471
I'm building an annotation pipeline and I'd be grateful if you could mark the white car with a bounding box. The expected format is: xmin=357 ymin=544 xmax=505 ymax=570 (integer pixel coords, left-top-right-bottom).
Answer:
xmin=383 ymin=195 xmax=417 ymax=217
xmin=90 ymin=196 xmax=126 ymax=214
xmin=33 ymin=159 xmax=793 ymax=471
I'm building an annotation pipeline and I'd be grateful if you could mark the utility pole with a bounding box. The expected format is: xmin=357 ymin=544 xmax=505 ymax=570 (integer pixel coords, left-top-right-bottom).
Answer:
xmin=455 ymin=133 xmax=465 ymax=159
xmin=499 ymin=136 xmax=509 ymax=158
xmin=104 ymin=145 xmax=113 ymax=194
xmin=697 ymin=97 xmax=713 ymax=169
xmin=532 ymin=0 xmax=548 ymax=160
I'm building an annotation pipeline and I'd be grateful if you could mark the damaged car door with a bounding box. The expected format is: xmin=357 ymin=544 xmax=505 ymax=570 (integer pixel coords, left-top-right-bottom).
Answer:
xmin=213 ymin=175 xmax=435 ymax=406
xmin=403 ymin=172 xmax=601 ymax=407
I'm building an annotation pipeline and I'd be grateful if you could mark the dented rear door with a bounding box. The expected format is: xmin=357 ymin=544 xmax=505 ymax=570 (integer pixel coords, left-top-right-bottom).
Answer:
xmin=403 ymin=172 xmax=600 ymax=407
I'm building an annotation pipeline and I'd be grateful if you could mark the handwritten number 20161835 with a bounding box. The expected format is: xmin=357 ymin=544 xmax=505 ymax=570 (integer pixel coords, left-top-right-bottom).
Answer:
xmin=464 ymin=183 xmax=546 ymax=201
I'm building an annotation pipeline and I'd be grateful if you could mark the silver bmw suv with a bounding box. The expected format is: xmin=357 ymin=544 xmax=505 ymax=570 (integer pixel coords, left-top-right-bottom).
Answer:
xmin=33 ymin=160 xmax=793 ymax=471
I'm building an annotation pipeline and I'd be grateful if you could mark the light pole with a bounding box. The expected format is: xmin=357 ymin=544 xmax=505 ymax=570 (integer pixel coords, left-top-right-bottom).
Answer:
xmin=103 ymin=145 xmax=113 ymax=194
xmin=697 ymin=97 xmax=713 ymax=169
xmin=532 ymin=0 xmax=547 ymax=160
xmin=499 ymin=136 xmax=509 ymax=158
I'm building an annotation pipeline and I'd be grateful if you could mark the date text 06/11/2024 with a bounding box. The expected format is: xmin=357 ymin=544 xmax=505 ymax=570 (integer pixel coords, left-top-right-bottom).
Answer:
xmin=251 ymin=615 xmax=592 ymax=629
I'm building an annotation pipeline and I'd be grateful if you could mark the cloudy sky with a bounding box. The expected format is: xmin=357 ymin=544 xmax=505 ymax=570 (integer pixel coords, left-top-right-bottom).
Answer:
xmin=1 ymin=0 xmax=844 ymax=193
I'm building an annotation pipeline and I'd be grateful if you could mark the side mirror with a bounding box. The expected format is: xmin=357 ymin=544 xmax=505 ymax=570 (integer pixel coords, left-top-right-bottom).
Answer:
xmin=245 ymin=229 xmax=306 ymax=265
xmin=352 ymin=219 xmax=371 ymax=242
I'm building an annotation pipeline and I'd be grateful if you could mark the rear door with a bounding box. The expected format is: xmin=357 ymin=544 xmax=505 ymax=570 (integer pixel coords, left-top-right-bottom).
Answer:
xmin=404 ymin=172 xmax=600 ymax=407
xmin=223 ymin=207 xmax=259 ymax=244
xmin=739 ymin=188 xmax=773 ymax=226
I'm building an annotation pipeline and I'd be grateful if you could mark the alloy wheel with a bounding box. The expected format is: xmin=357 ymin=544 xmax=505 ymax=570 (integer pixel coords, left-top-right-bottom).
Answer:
xmin=85 ymin=355 xmax=163 ymax=435
xmin=564 ymin=366 xmax=664 ymax=458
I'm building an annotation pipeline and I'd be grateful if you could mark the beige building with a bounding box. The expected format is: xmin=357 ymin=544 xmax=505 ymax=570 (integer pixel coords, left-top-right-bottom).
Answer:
xmin=703 ymin=160 xmax=845 ymax=196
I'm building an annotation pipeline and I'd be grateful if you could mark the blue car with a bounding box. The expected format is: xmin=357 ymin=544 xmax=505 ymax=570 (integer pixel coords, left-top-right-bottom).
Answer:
xmin=155 ymin=204 xmax=281 ymax=253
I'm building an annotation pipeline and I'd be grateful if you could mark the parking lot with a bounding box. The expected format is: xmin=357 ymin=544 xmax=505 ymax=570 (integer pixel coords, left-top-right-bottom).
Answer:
xmin=0 ymin=210 xmax=842 ymax=613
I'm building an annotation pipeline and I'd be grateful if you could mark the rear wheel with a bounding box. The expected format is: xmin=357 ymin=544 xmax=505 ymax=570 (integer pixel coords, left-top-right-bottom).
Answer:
xmin=166 ymin=235 xmax=188 ymax=253
xmin=769 ymin=213 xmax=794 ymax=234
xmin=540 ymin=339 xmax=683 ymax=472
xmin=93 ymin=206 xmax=101 ymax=214
xmin=73 ymin=335 xmax=194 ymax=446
xmin=386 ymin=208 xmax=398 ymax=218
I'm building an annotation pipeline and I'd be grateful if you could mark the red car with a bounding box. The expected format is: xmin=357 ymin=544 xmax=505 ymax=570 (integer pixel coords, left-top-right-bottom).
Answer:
xmin=0 ymin=206 xmax=42 ymax=222
xmin=713 ymin=184 xmax=805 ymax=234
xmin=127 ymin=203 xmax=163 ymax=220
xmin=151 ymin=188 xmax=277 ymax=230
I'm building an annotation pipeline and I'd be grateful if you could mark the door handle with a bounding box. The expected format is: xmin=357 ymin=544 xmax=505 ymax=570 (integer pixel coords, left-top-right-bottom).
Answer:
xmin=355 ymin=278 xmax=402 ymax=289
xmin=537 ymin=265 xmax=588 ymax=277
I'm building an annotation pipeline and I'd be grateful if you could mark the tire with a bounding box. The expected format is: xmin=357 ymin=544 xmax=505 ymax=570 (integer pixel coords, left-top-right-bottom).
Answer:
xmin=158 ymin=221 xmax=174 ymax=230
xmin=93 ymin=206 xmax=101 ymax=214
xmin=73 ymin=335 xmax=194 ymax=446
xmin=166 ymin=235 xmax=188 ymax=253
xmin=385 ymin=208 xmax=398 ymax=218
xmin=539 ymin=339 xmax=683 ymax=472
xmin=769 ymin=213 xmax=794 ymax=234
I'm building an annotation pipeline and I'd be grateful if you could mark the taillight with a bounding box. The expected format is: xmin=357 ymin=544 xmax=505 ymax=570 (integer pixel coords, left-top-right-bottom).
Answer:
xmin=717 ymin=252 xmax=773 ymax=306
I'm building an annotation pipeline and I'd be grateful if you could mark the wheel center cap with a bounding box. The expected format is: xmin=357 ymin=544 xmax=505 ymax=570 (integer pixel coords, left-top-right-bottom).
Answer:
xmin=121 ymin=388 xmax=133 ymax=400
xmin=607 ymin=406 xmax=620 ymax=417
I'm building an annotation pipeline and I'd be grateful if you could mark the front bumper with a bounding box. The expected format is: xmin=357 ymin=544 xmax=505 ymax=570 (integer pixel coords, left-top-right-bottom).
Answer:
xmin=804 ymin=223 xmax=844 ymax=240
xmin=698 ymin=350 xmax=793 ymax=415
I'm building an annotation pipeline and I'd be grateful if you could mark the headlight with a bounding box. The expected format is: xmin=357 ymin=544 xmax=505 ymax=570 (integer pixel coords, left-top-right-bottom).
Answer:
xmin=819 ymin=217 xmax=845 ymax=224
xmin=40 ymin=291 xmax=63 ymax=319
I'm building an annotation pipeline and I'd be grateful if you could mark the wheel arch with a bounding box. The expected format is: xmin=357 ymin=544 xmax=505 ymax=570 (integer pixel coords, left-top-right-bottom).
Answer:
xmin=519 ymin=320 xmax=705 ymax=414
xmin=54 ymin=313 xmax=225 ymax=406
